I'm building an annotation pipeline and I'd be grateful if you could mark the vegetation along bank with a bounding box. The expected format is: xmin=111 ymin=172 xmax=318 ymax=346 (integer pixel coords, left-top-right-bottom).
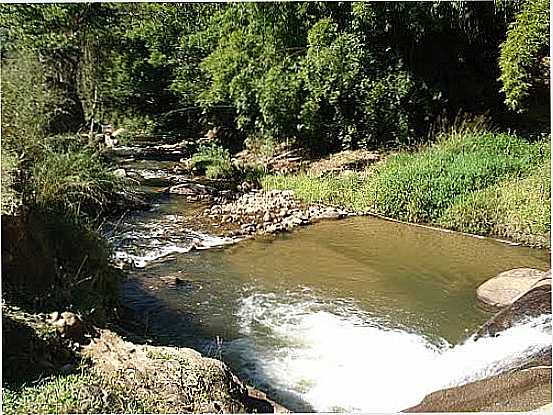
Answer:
xmin=1 ymin=0 xmax=550 ymax=413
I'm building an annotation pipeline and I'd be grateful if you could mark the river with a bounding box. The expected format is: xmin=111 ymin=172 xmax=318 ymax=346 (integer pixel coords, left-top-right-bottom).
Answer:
xmin=106 ymin=150 xmax=551 ymax=412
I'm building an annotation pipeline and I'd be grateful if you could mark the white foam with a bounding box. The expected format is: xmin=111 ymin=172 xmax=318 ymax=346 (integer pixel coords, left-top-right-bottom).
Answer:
xmin=229 ymin=293 xmax=552 ymax=412
xmin=111 ymin=222 xmax=236 ymax=268
xmin=114 ymin=244 xmax=192 ymax=268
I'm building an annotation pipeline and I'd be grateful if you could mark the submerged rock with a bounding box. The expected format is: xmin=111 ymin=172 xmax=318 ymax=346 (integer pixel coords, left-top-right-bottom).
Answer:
xmin=476 ymin=268 xmax=549 ymax=307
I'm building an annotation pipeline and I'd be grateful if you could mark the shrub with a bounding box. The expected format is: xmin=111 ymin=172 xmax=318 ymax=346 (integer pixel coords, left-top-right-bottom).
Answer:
xmin=189 ymin=144 xmax=234 ymax=179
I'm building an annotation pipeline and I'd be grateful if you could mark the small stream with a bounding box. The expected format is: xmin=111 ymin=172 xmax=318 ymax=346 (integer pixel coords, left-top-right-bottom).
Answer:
xmin=106 ymin=148 xmax=551 ymax=412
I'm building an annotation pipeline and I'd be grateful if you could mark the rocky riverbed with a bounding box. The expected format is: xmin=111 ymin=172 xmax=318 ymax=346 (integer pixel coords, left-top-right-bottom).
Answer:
xmin=203 ymin=189 xmax=357 ymax=238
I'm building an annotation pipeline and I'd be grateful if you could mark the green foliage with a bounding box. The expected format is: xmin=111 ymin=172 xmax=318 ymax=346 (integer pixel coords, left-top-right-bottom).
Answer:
xmin=29 ymin=143 xmax=125 ymax=218
xmin=193 ymin=4 xmax=439 ymax=153
xmin=3 ymin=2 xmax=541 ymax=148
xmin=363 ymin=133 xmax=549 ymax=222
xmin=190 ymin=144 xmax=234 ymax=179
xmin=263 ymin=131 xmax=550 ymax=245
xmin=1 ymin=50 xmax=126 ymax=220
xmin=499 ymin=0 xmax=550 ymax=112
xmin=1 ymin=52 xmax=57 ymax=159
xmin=439 ymin=161 xmax=551 ymax=247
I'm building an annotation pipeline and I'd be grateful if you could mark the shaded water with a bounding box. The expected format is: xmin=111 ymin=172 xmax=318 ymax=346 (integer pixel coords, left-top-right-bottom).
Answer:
xmin=109 ymin=178 xmax=550 ymax=412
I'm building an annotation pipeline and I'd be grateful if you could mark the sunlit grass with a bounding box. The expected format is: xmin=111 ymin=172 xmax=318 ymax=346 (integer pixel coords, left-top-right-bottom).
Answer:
xmin=263 ymin=132 xmax=550 ymax=246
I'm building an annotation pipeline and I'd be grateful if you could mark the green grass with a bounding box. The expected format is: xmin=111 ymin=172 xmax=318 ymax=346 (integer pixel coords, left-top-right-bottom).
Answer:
xmin=439 ymin=162 xmax=550 ymax=246
xmin=30 ymin=143 xmax=126 ymax=219
xmin=362 ymin=132 xmax=549 ymax=222
xmin=262 ymin=131 xmax=551 ymax=246
xmin=262 ymin=170 xmax=368 ymax=209
xmin=2 ymin=370 xmax=161 ymax=415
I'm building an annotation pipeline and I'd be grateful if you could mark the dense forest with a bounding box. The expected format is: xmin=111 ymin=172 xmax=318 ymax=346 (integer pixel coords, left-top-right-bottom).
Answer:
xmin=1 ymin=1 xmax=550 ymax=150
xmin=1 ymin=1 xmax=551 ymax=413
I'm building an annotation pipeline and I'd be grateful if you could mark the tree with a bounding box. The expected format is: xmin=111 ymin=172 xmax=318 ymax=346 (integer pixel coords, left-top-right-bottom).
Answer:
xmin=499 ymin=0 xmax=550 ymax=116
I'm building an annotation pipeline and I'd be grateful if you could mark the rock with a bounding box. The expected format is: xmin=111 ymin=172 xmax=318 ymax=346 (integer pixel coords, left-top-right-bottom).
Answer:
xmin=104 ymin=135 xmax=118 ymax=148
xmin=47 ymin=311 xmax=59 ymax=324
xmin=112 ymin=168 xmax=127 ymax=178
xmin=169 ymin=182 xmax=215 ymax=197
xmin=474 ymin=284 xmax=551 ymax=339
xmin=476 ymin=268 xmax=549 ymax=307
xmin=404 ymin=366 xmax=552 ymax=412
xmin=206 ymin=189 xmax=357 ymax=237
xmin=84 ymin=329 xmax=287 ymax=413
xmin=52 ymin=311 xmax=84 ymax=341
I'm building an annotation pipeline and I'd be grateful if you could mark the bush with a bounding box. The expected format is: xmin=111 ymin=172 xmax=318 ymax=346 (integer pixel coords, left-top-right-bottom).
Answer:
xmin=189 ymin=144 xmax=234 ymax=179
xmin=439 ymin=161 xmax=551 ymax=247
xmin=362 ymin=132 xmax=549 ymax=222
xmin=29 ymin=143 xmax=125 ymax=219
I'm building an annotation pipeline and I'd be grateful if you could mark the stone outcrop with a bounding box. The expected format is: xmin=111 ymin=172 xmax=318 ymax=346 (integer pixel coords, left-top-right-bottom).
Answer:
xmin=404 ymin=366 xmax=552 ymax=412
xmin=84 ymin=329 xmax=288 ymax=413
xmin=406 ymin=270 xmax=552 ymax=413
xmin=476 ymin=268 xmax=550 ymax=307
xmin=475 ymin=283 xmax=551 ymax=339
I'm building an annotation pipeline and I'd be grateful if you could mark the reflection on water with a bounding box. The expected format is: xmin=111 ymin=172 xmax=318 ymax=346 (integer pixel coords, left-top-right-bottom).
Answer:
xmin=112 ymin=198 xmax=550 ymax=412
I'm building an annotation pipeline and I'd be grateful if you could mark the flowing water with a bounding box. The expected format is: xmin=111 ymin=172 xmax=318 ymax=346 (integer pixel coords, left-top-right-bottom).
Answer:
xmin=108 ymin=156 xmax=551 ymax=412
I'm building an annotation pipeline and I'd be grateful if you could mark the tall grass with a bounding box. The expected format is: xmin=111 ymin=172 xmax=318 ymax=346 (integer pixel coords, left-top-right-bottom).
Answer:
xmin=439 ymin=162 xmax=550 ymax=246
xmin=262 ymin=171 xmax=367 ymax=209
xmin=263 ymin=131 xmax=550 ymax=246
xmin=363 ymin=132 xmax=549 ymax=222
xmin=30 ymin=144 xmax=125 ymax=218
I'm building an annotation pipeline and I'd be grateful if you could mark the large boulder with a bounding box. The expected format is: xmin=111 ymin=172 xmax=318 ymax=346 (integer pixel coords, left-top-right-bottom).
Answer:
xmin=474 ymin=284 xmax=551 ymax=339
xmin=477 ymin=268 xmax=550 ymax=307
xmin=84 ymin=330 xmax=287 ymax=413
xmin=404 ymin=366 xmax=551 ymax=412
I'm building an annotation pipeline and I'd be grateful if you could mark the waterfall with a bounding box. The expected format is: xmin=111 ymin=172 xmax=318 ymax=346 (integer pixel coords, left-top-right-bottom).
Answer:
xmin=229 ymin=293 xmax=551 ymax=412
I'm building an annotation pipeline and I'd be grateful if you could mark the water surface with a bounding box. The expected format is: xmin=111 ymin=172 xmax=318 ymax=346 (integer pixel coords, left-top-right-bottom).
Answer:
xmin=111 ymin=194 xmax=550 ymax=412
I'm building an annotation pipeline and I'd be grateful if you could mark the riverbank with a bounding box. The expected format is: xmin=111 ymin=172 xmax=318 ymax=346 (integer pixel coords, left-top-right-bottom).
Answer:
xmin=2 ymin=306 xmax=285 ymax=414
xmin=261 ymin=131 xmax=551 ymax=248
